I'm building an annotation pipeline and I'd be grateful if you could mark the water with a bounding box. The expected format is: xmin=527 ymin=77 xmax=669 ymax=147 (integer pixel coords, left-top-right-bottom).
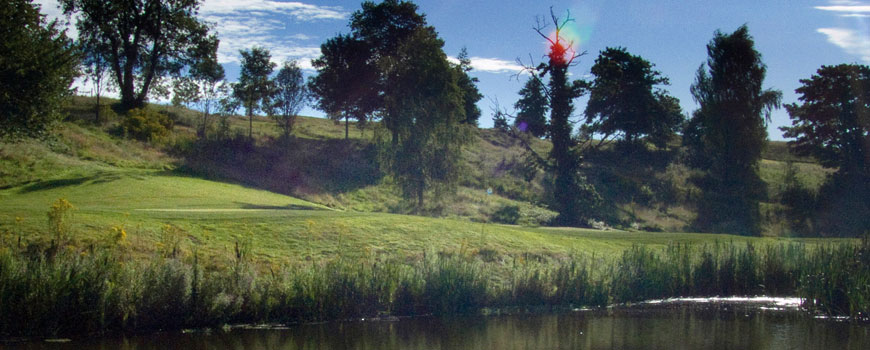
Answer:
xmin=5 ymin=300 xmax=869 ymax=350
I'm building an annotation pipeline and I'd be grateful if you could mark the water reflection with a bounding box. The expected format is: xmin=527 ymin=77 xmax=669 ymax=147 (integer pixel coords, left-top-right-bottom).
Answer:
xmin=7 ymin=304 xmax=869 ymax=350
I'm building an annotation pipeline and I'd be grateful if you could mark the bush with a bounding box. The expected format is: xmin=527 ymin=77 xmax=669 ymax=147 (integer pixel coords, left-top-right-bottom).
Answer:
xmin=492 ymin=205 xmax=520 ymax=224
xmin=121 ymin=108 xmax=173 ymax=141
xmin=517 ymin=205 xmax=557 ymax=227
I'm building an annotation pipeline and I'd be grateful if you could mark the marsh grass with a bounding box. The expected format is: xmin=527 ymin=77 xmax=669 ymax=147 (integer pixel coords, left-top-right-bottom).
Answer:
xmin=1 ymin=236 xmax=867 ymax=339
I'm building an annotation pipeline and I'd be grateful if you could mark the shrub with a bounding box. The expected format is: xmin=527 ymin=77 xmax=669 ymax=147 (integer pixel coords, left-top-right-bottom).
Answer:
xmin=518 ymin=205 xmax=558 ymax=227
xmin=492 ymin=204 xmax=520 ymax=224
xmin=47 ymin=198 xmax=74 ymax=244
xmin=121 ymin=108 xmax=173 ymax=141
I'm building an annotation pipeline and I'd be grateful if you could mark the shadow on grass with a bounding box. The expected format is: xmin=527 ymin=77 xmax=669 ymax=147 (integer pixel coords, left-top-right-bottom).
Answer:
xmin=235 ymin=202 xmax=325 ymax=211
xmin=18 ymin=172 xmax=123 ymax=193
xmin=180 ymin=135 xmax=383 ymax=197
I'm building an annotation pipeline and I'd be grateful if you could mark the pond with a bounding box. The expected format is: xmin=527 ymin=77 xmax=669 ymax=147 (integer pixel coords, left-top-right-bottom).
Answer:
xmin=6 ymin=298 xmax=869 ymax=350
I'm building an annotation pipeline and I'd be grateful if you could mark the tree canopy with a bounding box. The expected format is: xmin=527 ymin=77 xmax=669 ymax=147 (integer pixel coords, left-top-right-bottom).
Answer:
xmin=455 ymin=48 xmax=483 ymax=126
xmin=514 ymin=76 xmax=549 ymax=138
xmin=309 ymin=34 xmax=380 ymax=139
xmin=585 ymin=47 xmax=682 ymax=147
xmin=1 ymin=0 xmax=79 ymax=138
xmin=233 ymin=47 xmax=276 ymax=140
xmin=61 ymin=0 xmax=218 ymax=110
xmin=684 ymin=25 xmax=781 ymax=235
xmin=782 ymin=64 xmax=870 ymax=236
xmin=311 ymin=0 xmax=472 ymax=209
xmin=381 ymin=27 xmax=469 ymax=208
xmin=272 ymin=60 xmax=309 ymax=138
xmin=782 ymin=64 xmax=870 ymax=175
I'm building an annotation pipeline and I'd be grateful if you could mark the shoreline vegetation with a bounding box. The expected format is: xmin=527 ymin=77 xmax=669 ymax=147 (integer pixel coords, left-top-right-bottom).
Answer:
xmin=1 ymin=232 xmax=867 ymax=339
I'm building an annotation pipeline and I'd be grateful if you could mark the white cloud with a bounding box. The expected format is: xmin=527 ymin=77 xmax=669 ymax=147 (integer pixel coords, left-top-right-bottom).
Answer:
xmin=201 ymin=0 xmax=348 ymax=21
xmin=815 ymin=1 xmax=870 ymax=62
xmin=469 ymin=57 xmax=526 ymax=74
xmin=816 ymin=5 xmax=870 ymax=12
xmin=449 ymin=56 xmax=525 ymax=74
xmin=199 ymin=1 xmax=343 ymax=69
xmin=817 ymin=28 xmax=870 ymax=61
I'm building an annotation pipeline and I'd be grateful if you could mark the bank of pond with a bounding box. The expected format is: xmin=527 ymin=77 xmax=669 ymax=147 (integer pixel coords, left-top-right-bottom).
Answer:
xmin=0 ymin=238 xmax=868 ymax=341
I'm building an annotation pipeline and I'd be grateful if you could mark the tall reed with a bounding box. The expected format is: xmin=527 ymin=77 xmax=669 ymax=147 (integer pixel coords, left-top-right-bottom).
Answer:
xmin=0 ymin=238 xmax=866 ymax=339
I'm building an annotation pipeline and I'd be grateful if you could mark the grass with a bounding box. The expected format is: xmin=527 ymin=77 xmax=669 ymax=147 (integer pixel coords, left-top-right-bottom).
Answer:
xmin=0 ymin=170 xmax=845 ymax=272
xmin=1 ymin=236 xmax=865 ymax=338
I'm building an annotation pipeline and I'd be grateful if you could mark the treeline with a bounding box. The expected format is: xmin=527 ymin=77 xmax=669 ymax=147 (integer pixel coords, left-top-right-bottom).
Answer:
xmin=1 ymin=0 xmax=867 ymax=235
xmin=502 ymin=10 xmax=867 ymax=236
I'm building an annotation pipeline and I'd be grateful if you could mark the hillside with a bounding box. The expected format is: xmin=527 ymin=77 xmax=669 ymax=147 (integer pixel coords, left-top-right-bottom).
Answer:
xmin=1 ymin=96 xmax=832 ymax=238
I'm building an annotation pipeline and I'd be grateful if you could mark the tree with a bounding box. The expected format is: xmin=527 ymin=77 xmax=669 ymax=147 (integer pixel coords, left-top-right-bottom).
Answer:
xmin=514 ymin=76 xmax=549 ymax=138
xmin=585 ymin=47 xmax=682 ymax=147
xmin=311 ymin=0 xmax=426 ymax=140
xmin=313 ymin=0 xmax=469 ymax=208
xmin=272 ymin=60 xmax=310 ymax=138
xmin=522 ymin=9 xmax=600 ymax=226
xmin=309 ymin=34 xmax=379 ymax=139
xmin=380 ymin=27 xmax=469 ymax=208
xmin=188 ymin=34 xmax=225 ymax=138
xmin=61 ymin=0 xmax=218 ymax=110
xmin=172 ymin=35 xmax=224 ymax=138
xmin=782 ymin=64 xmax=870 ymax=235
xmin=1 ymin=0 xmax=79 ymax=138
xmin=455 ymin=47 xmax=483 ymax=126
xmin=684 ymin=25 xmax=782 ymax=235
xmin=782 ymin=64 xmax=869 ymax=176
xmin=233 ymin=47 xmax=275 ymax=140
xmin=82 ymin=40 xmax=112 ymax=124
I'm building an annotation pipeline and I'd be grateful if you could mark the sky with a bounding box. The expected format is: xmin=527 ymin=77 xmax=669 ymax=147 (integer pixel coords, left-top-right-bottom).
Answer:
xmin=34 ymin=0 xmax=870 ymax=140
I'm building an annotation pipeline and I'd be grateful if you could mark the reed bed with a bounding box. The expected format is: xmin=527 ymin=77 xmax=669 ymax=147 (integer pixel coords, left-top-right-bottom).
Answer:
xmin=1 ymin=237 xmax=867 ymax=338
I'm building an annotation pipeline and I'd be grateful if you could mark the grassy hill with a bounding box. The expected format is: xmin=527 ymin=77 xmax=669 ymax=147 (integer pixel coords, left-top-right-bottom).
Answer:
xmin=0 ymin=96 xmax=838 ymax=266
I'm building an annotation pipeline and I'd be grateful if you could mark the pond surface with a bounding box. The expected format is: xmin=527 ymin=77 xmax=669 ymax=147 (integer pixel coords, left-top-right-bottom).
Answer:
xmin=6 ymin=299 xmax=869 ymax=350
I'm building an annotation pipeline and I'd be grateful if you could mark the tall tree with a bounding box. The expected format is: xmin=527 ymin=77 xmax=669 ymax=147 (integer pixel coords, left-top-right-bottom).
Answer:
xmin=309 ymin=34 xmax=379 ymax=139
xmin=272 ymin=60 xmax=309 ymax=138
xmin=782 ymin=64 xmax=870 ymax=235
xmin=189 ymin=34 xmax=225 ymax=138
xmin=171 ymin=34 xmax=224 ymax=137
xmin=61 ymin=0 xmax=217 ymax=110
xmin=313 ymin=0 xmax=469 ymax=208
xmin=782 ymin=64 xmax=870 ymax=177
xmin=585 ymin=47 xmax=682 ymax=147
xmin=530 ymin=9 xmax=599 ymax=226
xmin=684 ymin=25 xmax=782 ymax=235
xmin=514 ymin=76 xmax=549 ymax=138
xmin=233 ymin=47 xmax=275 ymax=140
xmin=380 ymin=27 xmax=469 ymax=208
xmin=81 ymin=39 xmax=111 ymax=124
xmin=1 ymin=0 xmax=79 ymax=138
xmin=455 ymin=47 xmax=483 ymax=126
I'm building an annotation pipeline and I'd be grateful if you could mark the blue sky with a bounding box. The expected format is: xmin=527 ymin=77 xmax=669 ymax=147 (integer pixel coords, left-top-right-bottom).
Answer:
xmin=36 ymin=0 xmax=870 ymax=140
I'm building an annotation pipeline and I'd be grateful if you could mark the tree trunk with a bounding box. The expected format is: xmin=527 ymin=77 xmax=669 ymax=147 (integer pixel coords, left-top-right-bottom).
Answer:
xmin=345 ymin=115 xmax=349 ymax=139
xmin=95 ymin=92 xmax=101 ymax=124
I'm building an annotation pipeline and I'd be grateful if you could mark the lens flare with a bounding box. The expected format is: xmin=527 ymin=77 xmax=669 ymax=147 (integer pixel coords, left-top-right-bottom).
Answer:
xmin=545 ymin=7 xmax=595 ymax=64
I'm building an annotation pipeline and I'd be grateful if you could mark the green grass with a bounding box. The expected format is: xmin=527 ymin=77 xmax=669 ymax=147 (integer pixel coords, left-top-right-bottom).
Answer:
xmin=1 ymin=170 xmax=842 ymax=270
xmin=0 ymin=96 xmax=845 ymax=267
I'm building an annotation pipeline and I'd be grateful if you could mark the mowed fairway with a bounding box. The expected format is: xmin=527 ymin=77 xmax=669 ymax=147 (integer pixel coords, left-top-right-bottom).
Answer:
xmin=0 ymin=170 xmax=834 ymax=266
